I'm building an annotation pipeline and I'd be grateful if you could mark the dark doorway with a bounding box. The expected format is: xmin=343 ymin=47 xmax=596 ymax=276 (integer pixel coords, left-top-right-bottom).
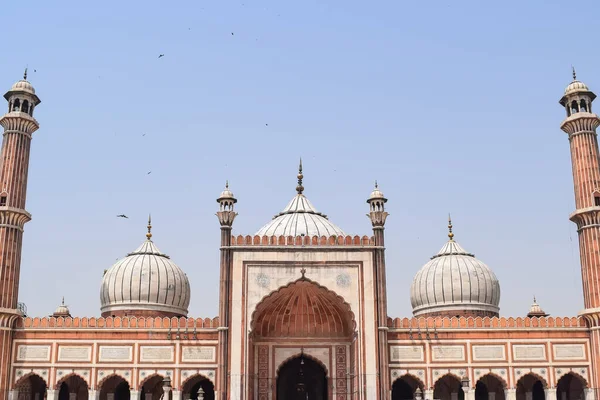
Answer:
xmin=182 ymin=376 xmax=215 ymax=400
xmin=277 ymin=356 xmax=327 ymax=400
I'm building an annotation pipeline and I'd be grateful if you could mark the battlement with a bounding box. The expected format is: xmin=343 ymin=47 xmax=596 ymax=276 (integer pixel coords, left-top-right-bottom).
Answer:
xmin=387 ymin=316 xmax=586 ymax=329
xmin=16 ymin=316 xmax=220 ymax=329
xmin=230 ymin=235 xmax=376 ymax=246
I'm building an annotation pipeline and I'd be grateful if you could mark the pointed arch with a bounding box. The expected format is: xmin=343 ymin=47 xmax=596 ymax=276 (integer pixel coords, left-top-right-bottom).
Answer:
xmin=55 ymin=374 xmax=89 ymax=400
xmin=180 ymin=374 xmax=215 ymax=400
xmin=434 ymin=373 xmax=465 ymax=400
xmin=276 ymin=354 xmax=328 ymax=400
xmin=556 ymin=372 xmax=587 ymax=400
xmin=251 ymin=277 xmax=356 ymax=338
xmin=14 ymin=372 xmax=48 ymax=389
xmin=516 ymin=372 xmax=548 ymax=389
xmin=516 ymin=373 xmax=547 ymax=400
xmin=392 ymin=374 xmax=425 ymax=400
xmin=139 ymin=374 xmax=165 ymax=400
xmin=476 ymin=374 xmax=507 ymax=400
xmin=476 ymin=373 xmax=508 ymax=389
xmin=54 ymin=372 xmax=89 ymax=390
xmin=98 ymin=375 xmax=130 ymax=400
xmin=275 ymin=351 xmax=329 ymax=377
xmin=96 ymin=373 xmax=130 ymax=389
xmin=138 ymin=373 xmax=165 ymax=390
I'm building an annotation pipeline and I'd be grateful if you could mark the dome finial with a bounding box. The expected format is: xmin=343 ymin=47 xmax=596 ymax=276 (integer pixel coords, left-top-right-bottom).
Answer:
xmin=375 ymin=180 xmax=378 ymax=189
xmin=225 ymin=180 xmax=229 ymax=189
xmin=448 ymin=214 xmax=454 ymax=241
xmin=146 ymin=214 xmax=152 ymax=240
xmin=61 ymin=296 xmax=65 ymax=306
xmin=23 ymin=67 xmax=28 ymax=80
xmin=296 ymin=158 xmax=304 ymax=194
xmin=572 ymin=65 xmax=577 ymax=81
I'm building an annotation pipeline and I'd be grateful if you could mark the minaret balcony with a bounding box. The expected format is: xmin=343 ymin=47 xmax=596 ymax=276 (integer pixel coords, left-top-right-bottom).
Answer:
xmin=569 ymin=206 xmax=600 ymax=231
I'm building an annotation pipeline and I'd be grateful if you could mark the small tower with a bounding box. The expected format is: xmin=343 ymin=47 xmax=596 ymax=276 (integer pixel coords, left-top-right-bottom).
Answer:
xmin=215 ymin=181 xmax=237 ymax=400
xmin=366 ymin=181 xmax=390 ymax=400
xmin=527 ymin=296 xmax=549 ymax=318
xmin=0 ymin=71 xmax=41 ymax=400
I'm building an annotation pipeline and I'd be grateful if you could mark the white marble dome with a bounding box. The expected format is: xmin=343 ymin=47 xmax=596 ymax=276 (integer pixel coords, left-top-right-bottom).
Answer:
xmin=100 ymin=230 xmax=190 ymax=317
xmin=11 ymin=79 xmax=35 ymax=95
xmin=565 ymin=80 xmax=589 ymax=96
xmin=256 ymin=194 xmax=346 ymax=237
xmin=410 ymin=236 xmax=500 ymax=317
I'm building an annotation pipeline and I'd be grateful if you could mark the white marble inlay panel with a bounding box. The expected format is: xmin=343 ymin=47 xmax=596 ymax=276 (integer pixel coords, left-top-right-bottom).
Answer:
xmin=390 ymin=346 xmax=424 ymax=362
xmin=16 ymin=345 xmax=51 ymax=361
xmin=553 ymin=344 xmax=585 ymax=360
xmin=99 ymin=346 xmax=133 ymax=362
xmin=472 ymin=345 xmax=505 ymax=361
xmin=432 ymin=346 xmax=465 ymax=361
xmin=513 ymin=345 xmax=546 ymax=361
xmin=57 ymin=346 xmax=91 ymax=362
xmin=139 ymin=346 xmax=174 ymax=362
xmin=181 ymin=347 xmax=216 ymax=362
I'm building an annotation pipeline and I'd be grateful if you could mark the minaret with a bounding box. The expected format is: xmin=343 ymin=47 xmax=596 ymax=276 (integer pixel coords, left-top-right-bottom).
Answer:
xmin=215 ymin=181 xmax=237 ymax=400
xmin=559 ymin=69 xmax=600 ymax=390
xmin=367 ymin=181 xmax=390 ymax=400
xmin=0 ymin=70 xmax=41 ymax=400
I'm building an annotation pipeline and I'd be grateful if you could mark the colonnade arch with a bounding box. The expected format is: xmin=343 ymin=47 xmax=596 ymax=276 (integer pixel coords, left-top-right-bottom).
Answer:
xmin=98 ymin=375 xmax=130 ymax=400
xmin=181 ymin=374 xmax=215 ymax=400
xmin=391 ymin=374 xmax=425 ymax=400
xmin=56 ymin=374 xmax=89 ymax=400
xmin=516 ymin=373 xmax=547 ymax=400
xmin=475 ymin=374 xmax=507 ymax=400
xmin=556 ymin=372 xmax=587 ymax=400
xmin=434 ymin=374 xmax=465 ymax=400
xmin=15 ymin=373 xmax=47 ymax=400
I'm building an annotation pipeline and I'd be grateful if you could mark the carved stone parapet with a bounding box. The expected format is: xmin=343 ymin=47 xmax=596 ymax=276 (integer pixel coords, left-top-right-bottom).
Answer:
xmin=0 ymin=308 xmax=21 ymax=329
xmin=0 ymin=113 xmax=39 ymax=136
xmin=569 ymin=207 xmax=600 ymax=231
xmin=561 ymin=113 xmax=600 ymax=135
xmin=367 ymin=211 xmax=389 ymax=227
xmin=216 ymin=211 xmax=237 ymax=227
xmin=0 ymin=207 xmax=31 ymax=231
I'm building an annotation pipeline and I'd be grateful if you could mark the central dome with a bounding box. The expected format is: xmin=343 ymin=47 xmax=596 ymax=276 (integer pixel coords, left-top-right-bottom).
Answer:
xmin=100 ymin=218 xmax=191 ymax=317
xmin=410 ymin=220 xmax=501 ymax=318
xmin=255 ymin=161 xmax=346 ymax=237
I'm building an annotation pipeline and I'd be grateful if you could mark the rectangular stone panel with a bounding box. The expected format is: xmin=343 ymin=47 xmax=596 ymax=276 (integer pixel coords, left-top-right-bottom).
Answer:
xmin=16 ymin=345 xmax=51 ymax=361
xmin=58 ymin=346 xmax=91 ymax=362
xmin=390 ymin=346 xmax=424 ymax=362
xmin=553 ymin=344 xmax=586 ymax=360
xmin=513 ymin=345 xmax=546 ymax=361
xmin=181 ymin=346 xmax=216 ymax=362
xmin=99 ymin=346 xmax=133 ymax=362
xmin=432 ymin=346 xmax=465 ymax=361
xmin=472 ymin=345 xmax=505 ymax=361
xmin=140 ymin=346 xmax=174 ymax=362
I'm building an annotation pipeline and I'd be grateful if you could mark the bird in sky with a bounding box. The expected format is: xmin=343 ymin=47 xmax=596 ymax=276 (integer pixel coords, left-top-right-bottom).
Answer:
xmin=265 ymin=123 xmax=269 ymax=126
xmin=147 ymin=171 xmax=152 ymax=175
xmin=158 ymin=54 xmax=164 ymax=58
xmin=231 ymin=32 xmax=234 ymax=36
xmin=116 ymin=214 xmax=128 ymax=219
xmin=142 ymin=133 xmax=146 ymax=136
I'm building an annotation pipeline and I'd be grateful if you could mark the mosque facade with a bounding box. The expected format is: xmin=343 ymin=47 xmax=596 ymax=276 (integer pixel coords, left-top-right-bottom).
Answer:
xmin=0 ymin=70 xmax=598 ymax=400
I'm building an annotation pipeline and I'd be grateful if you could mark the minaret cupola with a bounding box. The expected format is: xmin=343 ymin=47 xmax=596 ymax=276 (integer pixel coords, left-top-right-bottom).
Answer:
xmin=4 ymin=69 xmax=41 ymax=116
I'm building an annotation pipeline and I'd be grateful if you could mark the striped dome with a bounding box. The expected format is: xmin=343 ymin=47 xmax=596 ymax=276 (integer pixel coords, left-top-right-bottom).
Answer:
xmin=410 ymin=238 xmax=501 ymax=317
xmin=100 ymin=238 xmax=190 ymax=317
xmin=255 ymin=194 xmax=346 ymax=237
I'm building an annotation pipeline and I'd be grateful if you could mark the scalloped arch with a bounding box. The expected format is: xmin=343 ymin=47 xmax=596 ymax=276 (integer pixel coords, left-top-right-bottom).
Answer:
xmin=477 ymin=372 xmax=508 ymax=389
xmin=393 ymin=373 xmax=425 ymax=389
xmin=138 ymin=373 xmax=165 ymax=390
xmin=433 ymin=372 xmax=463 ymax=387
xmin=556 ymin=371 xmax=589 ymax=388
xmin=97 ymin=373 xmax=130 ymax=390
xmin=275 ymin=352 xmax=329 ymax=377
xmin=181 ymin=373 xmax=215 ymax=391
xmin=54 ymin=372 xmax=89 ymax=390
xmin=14 ymin=372 xmax=48 ymax=389
xmin=516 ymin=372 xmax=548 ymax=389
xmin=251 ymin=277 xmax=356 ymax=338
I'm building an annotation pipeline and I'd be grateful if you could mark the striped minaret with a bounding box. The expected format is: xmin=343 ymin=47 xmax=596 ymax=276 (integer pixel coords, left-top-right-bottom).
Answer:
xmin=0 ymin=71 xmax=41 ymax=400
xmin=560 ymin=69 xmax=600 ymax=391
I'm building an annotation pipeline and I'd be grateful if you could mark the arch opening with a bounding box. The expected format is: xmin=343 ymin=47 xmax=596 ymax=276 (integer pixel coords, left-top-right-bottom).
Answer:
xmin=434 ymin=374 xmax=464 ymax=400
xmin=556 ymin=373 xmax=586 ymax=400
xmin=140 ymin=375 xmax=164 ymax=400
xmin=99 ymin=375 xmax=130 ymax=400
xmin=276 ymin=355 xmax=328 ymax=400
xmin=57 ymin=375 xmax=89 ymax=400
xmin=475 ymin=375 xmax=506 ymax=400
xmin=516 ymin=374 xmax=546 ymax=400
xmin=392 ymin=374 xmax=424 ymax=400
xmin=15 ymin=374 xmax=47 ymax=400
xmin=182 ymin=375 xmax=215 ymax=400
xmin=251 ymin=278 xmax=355 ymax=338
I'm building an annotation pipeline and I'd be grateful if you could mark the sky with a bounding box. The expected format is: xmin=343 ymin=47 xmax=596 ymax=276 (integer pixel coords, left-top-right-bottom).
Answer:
xmin=1 ymin=0 xmax=598 ymax=319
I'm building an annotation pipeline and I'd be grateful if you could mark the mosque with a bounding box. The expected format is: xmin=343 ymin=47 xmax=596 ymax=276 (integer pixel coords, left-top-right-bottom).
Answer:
xmin=0 ymin=69 xmax=598 ymax=400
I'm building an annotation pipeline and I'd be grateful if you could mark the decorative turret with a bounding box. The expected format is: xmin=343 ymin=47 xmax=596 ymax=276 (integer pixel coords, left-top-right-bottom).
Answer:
xmin=52 ymin=297 xmax=71 ymax=318
xmin=216 ymin=181 xmax=237 ymax=228
xmin=367 ymin=181 xmax=388 ymax=228
xmin=527 ymin=296 xmax=549 ymax=318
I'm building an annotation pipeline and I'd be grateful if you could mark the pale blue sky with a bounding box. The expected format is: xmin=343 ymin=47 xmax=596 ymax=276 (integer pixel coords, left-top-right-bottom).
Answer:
xmin=1 ymin=0 xmax=598 ymax=318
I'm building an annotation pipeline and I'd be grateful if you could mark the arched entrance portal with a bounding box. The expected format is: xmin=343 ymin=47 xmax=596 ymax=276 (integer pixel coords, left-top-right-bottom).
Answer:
xmin=16 ymin=374 xmax=47 ymax=400
xmin=57 ymin=375 xmax=89 ymax=400
xmin=99 ymin=376 xmax=130 ymax=400
xmin=182 ymin=375 xmax=215 ymax=400
xmin=434 ymin=374 xmax=464 ymax=400
xmin=277 ymin=355 xmax=327 ymax=400
xmin=516 ymin=374 xmax=546 ymax=400
xmin=556 ymin=373 xmax=586 ymax=400
xmin=392 ymin=375 xmax=424 ymax=400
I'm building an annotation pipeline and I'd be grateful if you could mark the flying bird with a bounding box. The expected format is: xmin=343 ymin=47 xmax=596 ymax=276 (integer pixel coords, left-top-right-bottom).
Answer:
xmin=117 ymin=214 xmax=128 ymax=219
xmin=158 ymin=54 xmax=164 ymax=58
xmin=231 ymin=32 xmax=234 ymax=36
xmin=147 ymin=171 xmax=152 ymax=175
xmin=265 ymin=123 xmax=269 ymax=126
xmin=142 ymin=133 xmax=146 ymax=136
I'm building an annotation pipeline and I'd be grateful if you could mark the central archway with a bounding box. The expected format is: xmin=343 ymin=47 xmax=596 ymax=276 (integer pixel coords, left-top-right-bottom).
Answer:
xmin=277 ymin=355 xmax=328 ymax=400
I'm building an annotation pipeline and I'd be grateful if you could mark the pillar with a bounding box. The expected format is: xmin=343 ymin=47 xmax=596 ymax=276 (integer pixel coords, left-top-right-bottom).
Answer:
xmin=425 ymin=389 xmax=434 ymax=400
xmin=525 ymin=391 xmax=532 ymax=400
xmin=88 ymin=389 xmax=99 ymax=400
xmin=545 ymin=388 xmax=557 ymax=400
xmin=171 ymin=390 xmax=181 ymax=400
xmin=452 ymin=392 xmax=459 ymax=400
xmin=69 ymin=392 xmax=77 ymax=400
xmin=106 ymin=393 xmax=114 ymax=400
xmin=145 ymin=393 xmax=153 ymax=400
xmin=465 ymin=389 xmax=475 ymax=400
xmin=489 ymin=392 xmax=496 ymax=400
xmin=505 ymin=389 xmax=516 ymax=400
xmin=46 ymin=390 xmax=58 ymax=400
xmin=585 ymin=389 xmax=596 ymax=400
xmin=129 ymin=390 xmax=140 ymax=400
xmin=7 ymin=390 xmax=18 ymax=400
